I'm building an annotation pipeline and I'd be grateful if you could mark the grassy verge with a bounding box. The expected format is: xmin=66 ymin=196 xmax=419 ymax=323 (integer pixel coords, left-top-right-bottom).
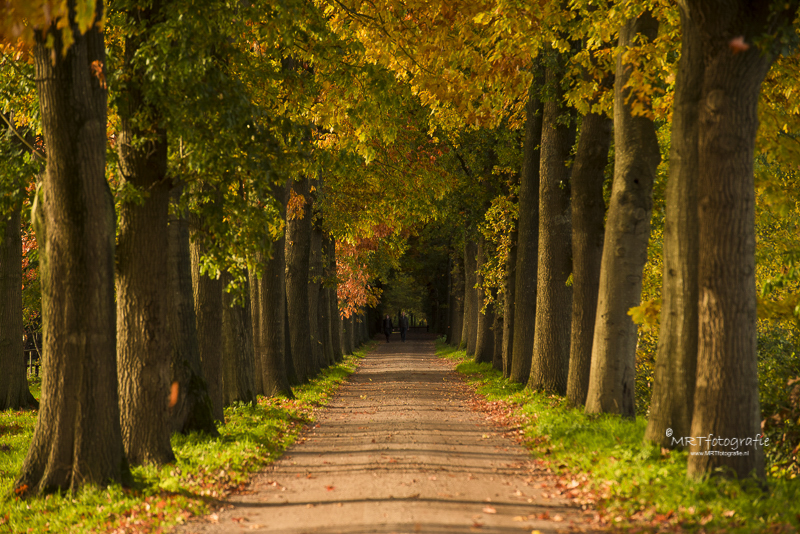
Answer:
xmin=0 ymin=343 xmax=374 ymax=533
xmin=436 ymin=340 xmax=800 ymax=533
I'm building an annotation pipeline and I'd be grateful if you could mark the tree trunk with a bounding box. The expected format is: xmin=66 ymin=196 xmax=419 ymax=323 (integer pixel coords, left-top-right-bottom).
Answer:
xmin=585 ymin=13 xmax=660 ymax=418
xmin=328 ymin=238 xmax=343 ymax=362
xmin=221 ymin=271 xmax=256 ymax=405
xmin=529 ymin=58 xmax=576 ymax=395
xmin=342 ymin=315 xmax=352 ymax=355
xmin=510 ymin=78 xmax=544 ymax=384
xmin=687 ymin=0 xmax=778 ymax=480
xmin=191 ymin=224 xmax=225 ymax=423
xmin=285 ymin=177 xmax=316 ymax=382
xmin=502 ymin=229 xmax=517 ymax=378
xmin=284 ymin=294 xmax=299 ymax=384
xmin=566 ymin=112 xmax=612 ymax=407
xmin=645 ymin=6 xmax=701 ymax=448
xmin=115 ymin=0 xmax=175 ymax=465
xmin=474 ymin=236 xmax=494 ymax=364
xmin=448 ymin=254 xmax=465 ymax=348
xmin=493 ymin=311 xmax=504 ymax=372
xmin=309 ymin=216 xmax=325 ymax=369
xmin=16 ymin=1 xmax=130 ymax=493
xmin=248 ymin=267 xmax=264 ymax=396
xmin=463 ymin=240 xmax=479 ymax=355
xmin=166 ymin=184 xmax=217 ymax=435
xmin=0 ymin=202 xmax=37 ymax=410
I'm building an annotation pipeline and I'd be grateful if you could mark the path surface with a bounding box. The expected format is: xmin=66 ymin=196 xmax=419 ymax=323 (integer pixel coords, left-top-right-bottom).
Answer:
xmin=178 ymin=332 xmax=593 ymax=534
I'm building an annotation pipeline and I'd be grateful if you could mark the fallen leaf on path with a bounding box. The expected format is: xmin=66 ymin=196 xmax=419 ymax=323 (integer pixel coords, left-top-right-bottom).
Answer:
xmin=231 ymin=517 xmax=247 ymax=523
xmin=207 ymin=513 xmax=219 ymax=523
xmin=325 ymin=485 xmax=335 ymax=491
xmin=552 ymin=514 xmax=563 ymax=522
xmin=248 ymin=525 xmax=264 ymax=530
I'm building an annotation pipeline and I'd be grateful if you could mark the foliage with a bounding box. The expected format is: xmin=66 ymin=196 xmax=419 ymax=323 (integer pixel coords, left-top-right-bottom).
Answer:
xmin=437 ymin=340 xmax=800 ymax=533
xmin=0 ymin=344 xmax=373 ymax=533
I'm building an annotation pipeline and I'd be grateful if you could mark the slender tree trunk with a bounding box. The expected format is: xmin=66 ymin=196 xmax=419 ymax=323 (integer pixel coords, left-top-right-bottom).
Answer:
xmin=529 ymin=58 xmax=576 ymax=395
xmin=191 ymin=223 xmax=225 ymax=423
xmin=511 ymin=78 xmax=544 ymax=384
xmin=284 ymin=295 xmax=299 ymax=385
xmin=687 ymin=0 xmax=779 ymax=480
xmin=285 ymin=177 xmax=316 ymax=382
xmin=248 ymin=267 xmax=264 ymax=396
xmin=448 ymin=254 xmax=465 ymax=348
xmin=585 ymin=13 xmax=661 ymax=417
xmin=566 ymin=112 xmax=612 ymax=407
xmin=0 ymin=202 xmax=37 ymax=410
xmin=16 ymin=1 xmax=130 ymax=493
xmin=328 ymin=238 xmax=343 ymax=362
xmin=645 ymin=6 xmax=701 ymax=447
xmin=474 ymin=236 xmax=494 ymax=364
xmin=502 ymin=229 xmax=517 ymax=378
xmin=221 ymin=271 xmax=256 ymax=405
xmin=463 ymin=240 xmax=479 ymax=355
xmin=166 ymin=184 xmax=217 ymax=435
xmin=309 ymin=217 xmax=325 ymax=368
xmin=319 ymin=239 xmax=335 ymax=366
xmin=493 ymin=311 xmax=504 ymax=372
xmin=115 ymin=0 xmax=175 ymax=465
xmin=342 ymin=315 xmax=352 ymax=355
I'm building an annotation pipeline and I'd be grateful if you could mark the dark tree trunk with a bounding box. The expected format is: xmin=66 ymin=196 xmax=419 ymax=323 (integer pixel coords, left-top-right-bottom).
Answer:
xmin=0 ymin=202 xmax=37 ymax=410
xmin=221 ymin=271 xmax=256 ymax=405
xmin=447 ymin=255 xmax=465 ymax=347
xmin=342 ymin=315 xmax=353 ymax=355
xmin=566 ymin=112 xmax=612 ymax=407
xmin=328 ymin=238 xmax=344 ymax=362
xmin=529 ymin=58 xmax=576 ymax=395
xmin=493 ymin=311 xmax=504 ymax=372
xmin=463 ymin=240 xmax=479 ymax=355
xmin=16 ymin=1 xmax=130 ymax=493
xmin=284 ymin=295 xmax=299 ymax=385
xmin=474 ymin=236 xmax=494 ymax=364
xmin=686 ymin=0 xmax=780 ymax=480
xmin=502 ymin=229 xmax=517 ymax=378
xmin=511 ymin=78 xmax=544 ymax=384
xmin=285 ymin=177 xmax=316 ymax=382
xmin=248 ymin=267 xmax=264 ymax=396
xmin=166 ymin=184 xmax=217 ymax=435
xmin=645 ymin=6 xmax=701 ymax=448
xmin=115 ymin=0 xmax=175 ymax=466
xmin=585 ymin=13 xmax=660 ymax=417
xmin=191 ymin=224 xmax=225 ymax=423
xmin=318 ymin=236 xmax=335 ymax=366
xmin=309 ymin=216 xmax=325 ymax=368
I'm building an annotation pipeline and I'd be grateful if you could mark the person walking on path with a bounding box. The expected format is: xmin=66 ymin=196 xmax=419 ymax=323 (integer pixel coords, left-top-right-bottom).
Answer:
xmin=399 ymin=312 xmax=409 ymax=342
xmin=383 ymin=314 xmax=393 ymax=343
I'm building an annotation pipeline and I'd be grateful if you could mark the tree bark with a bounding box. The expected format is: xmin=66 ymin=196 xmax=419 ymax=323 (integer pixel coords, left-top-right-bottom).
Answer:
xmin=191 ymin=223 xmax=225 ymax=423
xmin=462 ymin=240 xmax=479 ymax=355
xmin=341 ymin=315 xmax=352 ymax=355
xmin=687 ymin=0 xmax=778 ymax=480
xmin=166 ymin=184 xmax=217 ymax=435
xmin=585 ymin=13 xmax=660 ymax=417
xmin=502 ymin=229 xmax=517 ymax=378
xmin=474 ymin=236 xmax=494 ymax=364
xmin=248 ymin=267 xmax=264 ymax=396
xmin=448 ymin=254 xmax=465 ymax=348
xmin=510 ymin=78 xmax=544 ymax=384
xmin=115 ymin=0 xmax=175 ymax=465
xmin=16 ymin=1 xmax=130 ymax=493
xmin=529 ymin=58 xmax=576 ymax=395
xmin=0 ymin=202 xmax=37 ymax=410
xmin=566 ymin=112 xmax=612 ymax=407
xmin=309 ymin=215 xmax=325 ymax=368
xmin=493 ymin=311 xmax=504 ymax=372
xmin=645 ymin=6 xmax=701 ymax=448
xmin=327 ymin=238 xmax=344 ymax=362
xmin=221 ymin=271 xmax=256 ymax=405
xmin=285 ymin=177 xmax=316 ymax=382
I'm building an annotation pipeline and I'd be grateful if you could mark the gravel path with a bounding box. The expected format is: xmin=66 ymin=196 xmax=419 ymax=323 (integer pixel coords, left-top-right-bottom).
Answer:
xmin=178 ymin=331 xmax=593 ymax=533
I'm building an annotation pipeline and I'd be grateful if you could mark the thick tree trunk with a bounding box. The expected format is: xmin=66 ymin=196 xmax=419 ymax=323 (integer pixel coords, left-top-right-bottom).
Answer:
xmin=221 ymin=272 xmax=256 ymax=405
xmin=309 ymin=217 xmax=325 ymax=368
xmin=115 ymin=0 xmax=175 ymax=465
xmin=687 ymin=0 xmax=777 ymax=480
xmin=585 ymin=13 xmax=660 ymax=417
xmin=16 ymin=2 xmax=130 ymax=493
xmin=463 ymin=240 xmax=479 ymax=355
xmin=0 ymin=203 xmax=37 ymax=410
xmin=248 ymin=267 xmax=265 ymax=396
xmin=566 ymin=112 xmax=612 ymax=407
xmin=284 ymin=295 xmax=299 ymax=385
xmin=285 ymin=177 xmax=316 ymax=382
xmin=191 ymin=225 xmax=225 ymax=423
xmin=645 ymin=6 xmax=701 ymax=448
xmin=166 ymin=185 xmax=217 ymax=435
xmin=510 ymin=79 xmax=544 ymax=384
xmin=502 ymin=229 xmax=517 ymax=378
xmin=529 ymin=59 xmax=576 ymax=395
xmin=474 ymin=236 xmax=494 ymax=364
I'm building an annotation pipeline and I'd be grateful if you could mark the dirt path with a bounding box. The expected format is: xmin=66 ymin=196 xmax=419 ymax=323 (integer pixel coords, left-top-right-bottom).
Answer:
xmin=178 ymin=332 xmax=594 ymax=534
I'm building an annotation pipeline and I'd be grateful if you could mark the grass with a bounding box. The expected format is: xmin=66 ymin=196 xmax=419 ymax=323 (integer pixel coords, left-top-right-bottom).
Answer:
xmin=436 ymin=339 xmax=800 ymax=533
xmin=0 ymin=343 xmax=373 ymax=533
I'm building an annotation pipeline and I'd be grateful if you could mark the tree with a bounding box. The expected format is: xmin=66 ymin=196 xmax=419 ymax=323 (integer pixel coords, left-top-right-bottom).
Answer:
xmin=462 ymin=239 xmax=479 ymax=354
xmin=474 ymin=235 xmax=495 ymax=363
xmin=15 ymin=0 xmax=130 ymax=494
xmin=585 ymin=12 xmax=661 ymax=417
xmin=221 ymin=271 xmax=256 ymax=405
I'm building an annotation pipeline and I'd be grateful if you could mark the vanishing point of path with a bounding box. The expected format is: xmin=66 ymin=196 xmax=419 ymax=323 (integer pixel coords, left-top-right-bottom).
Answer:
xmin=178 ymin=331 xmax=594 ymax=534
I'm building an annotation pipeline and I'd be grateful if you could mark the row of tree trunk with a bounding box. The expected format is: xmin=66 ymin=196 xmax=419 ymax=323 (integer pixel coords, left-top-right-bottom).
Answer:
xmin=445 ymin=4 xmax=778 ymax=481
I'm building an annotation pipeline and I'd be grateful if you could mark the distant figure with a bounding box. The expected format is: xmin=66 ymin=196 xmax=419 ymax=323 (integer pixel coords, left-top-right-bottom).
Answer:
xmin=399 ymin=312 xmax=409 ymax=342
xmin=383 ymin=314 xmax=393 ymax=343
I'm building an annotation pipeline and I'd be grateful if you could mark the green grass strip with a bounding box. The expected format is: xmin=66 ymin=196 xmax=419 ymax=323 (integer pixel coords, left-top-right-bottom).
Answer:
xmin=436 ymin=339 xmax=800 ymax=533
xmin=0 ymin=342 xmax=374 ymax=533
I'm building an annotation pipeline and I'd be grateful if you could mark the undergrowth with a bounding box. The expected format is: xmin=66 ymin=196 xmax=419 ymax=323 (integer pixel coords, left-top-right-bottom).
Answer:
xmin=0 ymin=343 xmax=372 ymax=533
xmin=436 ymin=339 xmax=800 ymax=533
